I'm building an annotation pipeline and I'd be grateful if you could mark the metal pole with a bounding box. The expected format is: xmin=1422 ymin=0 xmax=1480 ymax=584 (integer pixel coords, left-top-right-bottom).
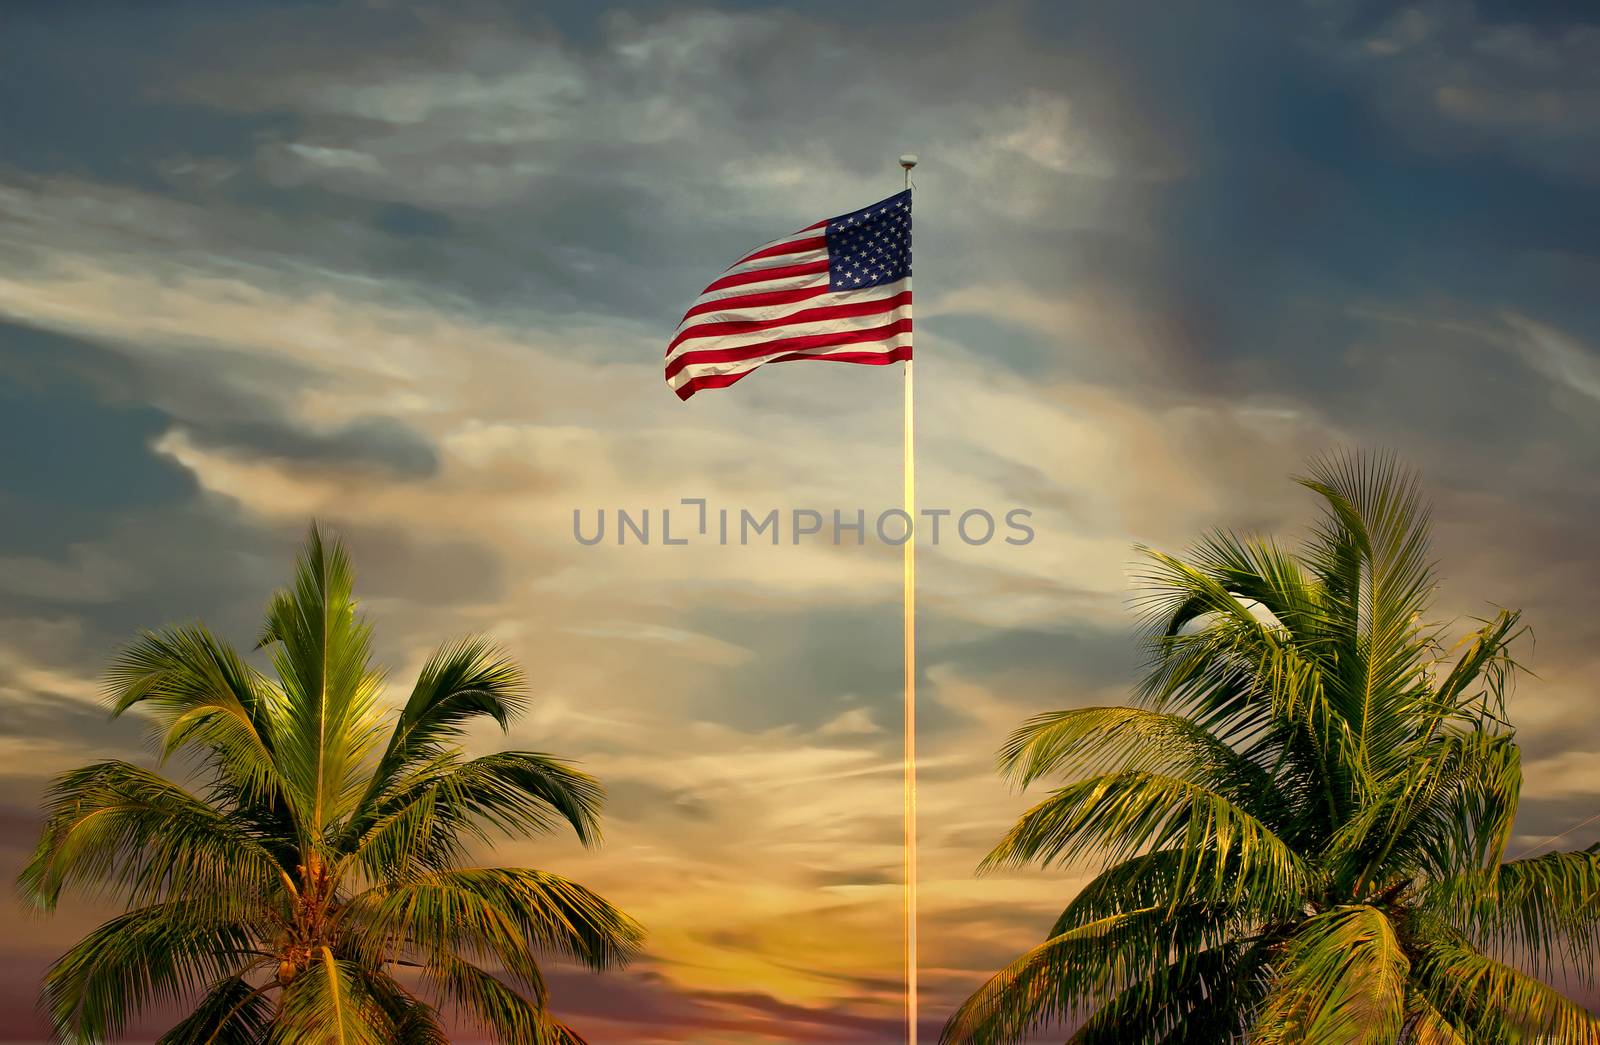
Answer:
xmin=902 ymin=356 xmax=918 ymax=1045
xmin=898 ymin=151 xmax=919 ymax=1045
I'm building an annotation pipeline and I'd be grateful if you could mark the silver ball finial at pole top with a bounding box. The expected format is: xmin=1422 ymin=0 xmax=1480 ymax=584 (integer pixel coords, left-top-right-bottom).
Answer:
xmin=899 ymin=153 xmax=917 ymax=190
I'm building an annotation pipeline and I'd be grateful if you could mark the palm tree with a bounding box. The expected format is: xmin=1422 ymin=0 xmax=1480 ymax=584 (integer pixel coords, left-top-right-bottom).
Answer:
xmin=945 ymin=452 xmax=1600 ymax=1044
xmin=19 ymin=525 xmax=643 ymax=1044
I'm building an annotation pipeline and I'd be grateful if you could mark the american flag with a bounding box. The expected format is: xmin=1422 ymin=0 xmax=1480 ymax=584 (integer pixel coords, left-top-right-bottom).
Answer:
xmin=666 ymin=190 xmax=912 ymax=400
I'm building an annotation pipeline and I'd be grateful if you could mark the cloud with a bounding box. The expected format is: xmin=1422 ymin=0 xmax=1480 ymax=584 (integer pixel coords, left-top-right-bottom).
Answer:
xmin=1327 ymin=2 xmax=1600 ymax=183
xmin=1503 ymin=311 xmax=1600 ymax=404
xmin=3 ymin=1 xmax=1600 ymax=1039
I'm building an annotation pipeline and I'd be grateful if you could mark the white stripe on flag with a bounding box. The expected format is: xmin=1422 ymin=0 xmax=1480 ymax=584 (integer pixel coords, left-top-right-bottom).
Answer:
xmin=666 ymin=330 xmax=913 ymax=393
xmin=667 ymin=287 xmax=912 ymax=366
xmin=671 ymin=282 xmax=908 ymax=342
xmin=666 ymin=189 xmax=910 ymax=400
xmin=684 ymin=270 xmax=830 ymax=309
xmin=719 ymin=247 xmax=828 ymax=280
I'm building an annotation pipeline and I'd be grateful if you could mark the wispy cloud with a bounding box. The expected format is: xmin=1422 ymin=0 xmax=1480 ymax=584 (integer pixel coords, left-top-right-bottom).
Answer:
xmin=3 ymin=1 xmax=1600 ymax=1039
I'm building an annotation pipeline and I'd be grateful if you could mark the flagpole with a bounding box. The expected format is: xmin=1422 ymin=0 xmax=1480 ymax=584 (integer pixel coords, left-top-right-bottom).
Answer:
xmin=898 ymin=152 xmax=919 ymax=1045
xmin=903 ymin=355 xmax=918 ymax=1045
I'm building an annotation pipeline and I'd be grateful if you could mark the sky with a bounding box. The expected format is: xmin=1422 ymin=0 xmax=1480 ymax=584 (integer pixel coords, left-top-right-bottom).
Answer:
xmin=2 ymin=0 xmax=1599 ymax=1041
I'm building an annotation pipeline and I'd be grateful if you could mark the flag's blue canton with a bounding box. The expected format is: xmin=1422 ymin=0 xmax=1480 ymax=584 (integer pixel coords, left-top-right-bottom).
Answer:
xmin=825 ymin=189 xmax=911 ymax=292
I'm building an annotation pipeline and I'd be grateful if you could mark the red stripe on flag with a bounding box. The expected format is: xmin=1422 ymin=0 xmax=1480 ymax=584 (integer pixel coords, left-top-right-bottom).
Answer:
xmin=665 ymin=317 xmax=913 ymax=381
xmin=668 ymin=290 xmax=913 ymax=354
xmin=698 ymin=259 xmax=829 ymax=295
xmin=676 ymin=285 xmax=831 ymax=329
xmin=728 ymin=235 xmax=827 ymax=269
xmin=673 ymin=345 xmax=912 ymax=400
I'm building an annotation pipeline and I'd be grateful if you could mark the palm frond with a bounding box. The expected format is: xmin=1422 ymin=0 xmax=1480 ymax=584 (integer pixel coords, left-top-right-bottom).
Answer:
xmin=360 ymin=969 xmax=452 ymax=1045
xmin=269 ymin=949 xmax=391 ymax=1045
xmin=18 ymin=760 xmax=285 ymax=911
xmin=941 ymin=907 xmax=1183 ymax=1044
xmin=106 ymin=625 xmax=284 ymax=802
xmin=259 ymin=523 xmax=386 ymax=840
xmin=1402 ymin=989 xmax=1470 ymax=1045
xmin=1046 ymin=848 xmax=1289 ymax=936
xmin=1185 ymin=531 xmax=1325 ymax=646
xmin=42 ymin=902 xmax=262 ymax=1043
xmin=359 ymin=637 xmax=528 ymax=806
xmin=1297 ymin=450 xmax=1436 ymax=784
xmin=1328 ymin=730 xmax=1520 ymax=892
xmin=155 ymin=975 xmax=276 ymax=1045
xmin=1412 ymin=933 xmax=1600 ymax=1043
xmin=346 ymin=751 xmax=605 ymax=881
xmin=1423 ymin=848 xmax=1600 ymax=980
xmin=1134 ymin=548 xmax=1350 ymax=828
xmin=341 ymin=867 xmax=644 ymax=980
xmin=423 ymin=951 xmax=589 ymax=1045
xmin=1065 ymin=942 xmax=1259 ymax=1045
xmin=981 ymin=770 xmax=1309 ymax=915
xmin=997 ymin=707 xmax=1283 ymax=822
xmin=1427 ymin=609 xmax=1525 ymax=731
xmin=1250 ymin=905 xmax=1409 ymax=1044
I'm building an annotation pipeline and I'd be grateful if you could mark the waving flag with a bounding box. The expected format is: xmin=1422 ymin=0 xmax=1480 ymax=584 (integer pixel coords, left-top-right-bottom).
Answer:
xmin=666 ymin=190 xmax=912 ymax=400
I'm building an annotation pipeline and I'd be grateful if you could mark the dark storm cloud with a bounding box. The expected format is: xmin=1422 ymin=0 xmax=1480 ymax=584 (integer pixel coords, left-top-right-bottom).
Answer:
xmin=927 ymin=619 xmax=1142 ymax=701
xmin=0 ymin=2 xmax=299 ymax=187
xmin=0 ymin=325 xmax=198 ymax=551
xmin=0 ymin=319 xmax=463 ymax=674
xmin=191 ymin=415 xmax=438 ymax=479
xmin=1004 ymin=1 xmax=1600 ymax=401
xmin=0 ymin=319 xmax=438 ymax=486
xmin=0 ymin=698 xmax=146 ymax=760
xmin=10 ymin=0 xmax=1596 ymax=384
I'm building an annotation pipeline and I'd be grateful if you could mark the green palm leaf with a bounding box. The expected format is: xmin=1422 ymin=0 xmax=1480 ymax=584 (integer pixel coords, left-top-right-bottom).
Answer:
xmin=19 ymin=760 xmax=284 ymax=911
xmin=42 ymin=902 xmax=261 ymax=1043
xmin=106 ymin=624 xmax=285 ymax=803
xmin=1424 ymin=848 xmax=1600 ymax=977
xmin=1066 ymin=942 xmax=1260 ymax=1044
xmin=998 ymin=707 xmax=1283 ymax=815
xmin=982 ymin=770 xmax=1309 ymax=913
xmin=17 ymin=523 xmax=640 ymax=1042
xmin=1412 ymin=934 xmax=1600 ymax=1042
xmin=1251 ymin=905 xmax=1409 ymax=1044
xmin=154 ymin=975 xmax=276 ymax=1045
xmin=270 ymin=949 xmax=390 ymax=1045
xmin=427 ymin=952 xmax=591 ymax=1045
xmin=342 ymin=866 xmax=645 ymax=977
xmin=941 ymin=907 xmax=1172 ymax=1044
xmin=346 ymin=751 xmax=605 ymax=879
xmin=258 ymin=525 xmax=386 ymax=842
xmin=362 ymin=637 xmax=528 ymax=794
xmin=950 ymin=452 xmax=1599 ymax=1044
